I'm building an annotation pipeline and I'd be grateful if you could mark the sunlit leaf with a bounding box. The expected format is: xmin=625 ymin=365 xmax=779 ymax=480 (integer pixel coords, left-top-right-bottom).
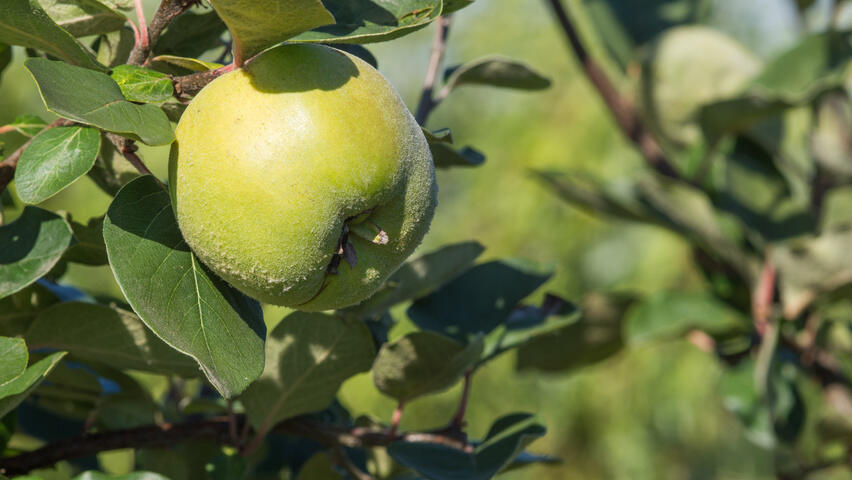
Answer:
xmin=110 ymin=64 xmax=174 ymax=103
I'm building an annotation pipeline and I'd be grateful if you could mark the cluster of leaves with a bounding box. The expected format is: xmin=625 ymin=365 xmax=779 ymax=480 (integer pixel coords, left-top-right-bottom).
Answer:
xmin=0 ymin=1 xmax=581 ymax=479
xmin=537 ymin=0 xmax=852 ymax=475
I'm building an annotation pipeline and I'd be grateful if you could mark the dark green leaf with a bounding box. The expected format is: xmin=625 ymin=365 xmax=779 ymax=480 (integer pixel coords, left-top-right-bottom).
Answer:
xmin=110 ymin=64 xmax=174 ymax=103
xmin=516 ymin=293 xmax=630 ymax=372
xmin=625 ymin=291 xmax=749 ymax=343
xmin=291 ymin=0 xmax=441 ymax=45
xmin=103 ymin=175 xmax=266 ymax=398
xmin=241 ymin=311 xmax=374 ymax=438
xmin=430 ymin=143 xmax=485 ymax=169
xmin=443 ymin=0 xmax=475 ymax=14
xmin=0 ymin=43 xmax=11 ymax=78
xmin=0 ymin=206 xmax=74 ymax=299
xmin=0 ymin=351 xmax=65 ymax=418
xmin=444 ymin=57 xmax=550 ymax=93
xmin=39 ymin=0 xmax=127 ymax=37
xmin=345 ymin=241 xmax=485 ymax=317
xmin=15 ymin=126 xmax=101 ymax=204
xmin=26 ymin=302 xmax=200 ymax=376
xmin=153 ymin=10 xmax=227 ymax=59
xmin=96 ymin=28 xmax=135 ymax=67
xmin=7 ymin=114 xmax=47 ymax=137
xmin=64 ymin=215 xmax=107 ymax=265
xmin=209 ymin=0 xmax=334 ymax=60
xmin=25 ymin=58 xmax=174 ymax=145
xmin=388 ymin=413 xmax=546 ymax=480
xmin=408 ymin=260 xmax=552 ymax=343
xmin=328 ymin=44 xmax=377 ymax=69
xmin=206 ymin=451 xmax=248 ymax=480
xmin=0 ymin=0 xmax=105 ymax=70
xmin=373 ymin=331 xmax=482 ymax=402
xmin=87 ymin=132 xmax=141 ymax=196
xmin=0 ymin=336 xmax=27 ymax=386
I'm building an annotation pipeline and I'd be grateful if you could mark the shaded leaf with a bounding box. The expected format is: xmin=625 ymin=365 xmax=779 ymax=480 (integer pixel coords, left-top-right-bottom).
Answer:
xmin=96 ymin=27 xmax=135 ymax=67
xmin=625 ymin=291 xmax=749 ymax=343
xmin=443 ymin=0 xmax=475 ymax=14
xmin=26 ymin=302 xmax=200 ymax=376
xmin=0 ymin=44 xmax=10 ymax=79
xmin=444 ymin=57 xmax=551 ymax=93
xmin=38 ymin=0 xmax=127 ymax=38
xmin=64 ymin=215 xmax=107 ymax=265
xmin=87 ymin=132 xmax=141 ymax=196
xmin=373 ymin=331 xmax=482 ymax=402
xmin=328 ymin=44 xmax=377 ymax=69
xmin=103 ymin=175 xmax=265 ymax=398
xmin=0 ymin=351 xmax=65 ymax=418
xmin=241 ymin=311 xmax=374 ymax=437
xmin=388 ymin=413 xmax=546 ymax=480
xmin=430 ymin=143 xmax=485 ymax=169
xmin=110 ymin=64 xmax=174 ymax=103
xmin=0 ymin=283 xmax=59 ymax=337
xmin=408 ymin=260 xmax=552 ymax=343
xmin=292 ymin=0 xmax=441 ymax=45
xmin=516 ymin=293 xmax=630 ymax=372
xmin=0 ymin=206 xmax=74 ymax=299
xmin=7 ymin=114 xmax=47 ymax=137
xmin=153 ymin=10 xmax=227 ymax=59
xmin=0 ymin=0 xmax=105 ymax=70
xmin=345 ymin=241 xmax=485 ymax=317
xmin=0 ymin=336 xmax=27 ymax=386
xmin=25 ymin=58 xmax=174 ymax=145
xmin=208 ymin=0 xmax=334 ymax=60
xmin=15 ymin=126 xmax=101 ymax=204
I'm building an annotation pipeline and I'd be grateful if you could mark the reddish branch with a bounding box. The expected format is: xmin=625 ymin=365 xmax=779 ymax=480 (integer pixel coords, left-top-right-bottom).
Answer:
xmin=545 ymin=0 xmax=683 ymax=181
xmin=0 ymin=416 xmax=468 ymax=476
xmin=415 ymin=15 xmax=453 ymax=124
xmin=127 ymin=0 xmax=200 ymax=66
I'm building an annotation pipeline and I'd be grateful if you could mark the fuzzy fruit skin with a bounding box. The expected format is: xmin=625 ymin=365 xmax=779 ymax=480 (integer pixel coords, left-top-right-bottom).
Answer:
xmin=169 ymin=44 xmax=437 ymax=311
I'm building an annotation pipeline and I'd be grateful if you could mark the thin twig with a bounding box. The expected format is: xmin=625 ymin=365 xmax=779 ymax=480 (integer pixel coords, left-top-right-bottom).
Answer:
xmin=172 ymin=64 xmax=235 ymax=99
xmin=133 ymin=0 xmax=149 ymax=52
xmin=226 ymin=400 xmax=239 ymax=448
xmin=127 ymin=0 xmax=199 ymax=66
xmin=0 ymin=416 xmax=468 ymax=476
xmin=752 ymin=253 xmax=776 ymax=337
xmin=451 ymin=370 xmax=473 ymax=428
xmin=389 ymin=401 xmax=405 ymax=439
xmin=0 ymin=119 xmax=72 ymax=195
xmin=415 ymin=15 xmax=453 ymax=124
xmin=105 ymin=133 xmax=155 ymax=177
xmin=0 ymin=125 xmax=15 ymax=135
xmin=545 ymin=0 xmax=685 ymax=182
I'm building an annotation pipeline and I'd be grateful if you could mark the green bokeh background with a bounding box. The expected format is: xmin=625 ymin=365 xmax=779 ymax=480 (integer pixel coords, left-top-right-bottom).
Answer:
xmin=0 ymin=0 xmax=795 ymax=478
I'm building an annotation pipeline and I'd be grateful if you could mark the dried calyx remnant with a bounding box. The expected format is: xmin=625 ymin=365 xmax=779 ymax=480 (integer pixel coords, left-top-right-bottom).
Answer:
xmin=327 ymin=209 xmax=390 ymax=275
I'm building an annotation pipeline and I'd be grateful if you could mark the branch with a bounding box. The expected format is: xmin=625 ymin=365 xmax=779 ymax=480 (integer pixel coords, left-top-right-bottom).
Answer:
xmin=415 ymin=15 xmax=453 ymax=125
xmin=0 ymin=119 xmax=73 ymax=195
xmin=172 ymin=64 xmax=235 ymax=99
xmin=0 ymin=416 xmax=468 ymax=476
xmin=105 ymin=133 xmax=155 ymax=177
xmin=545 ymin=0 xmax=684 ymax=182
xmin=127 ymin=0 xmax=199 ymax=66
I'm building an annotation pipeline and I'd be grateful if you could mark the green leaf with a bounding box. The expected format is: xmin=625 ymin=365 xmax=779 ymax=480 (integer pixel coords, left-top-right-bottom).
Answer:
xmin=74 ymin=472 xmax=171 ymax=480
xmin=0 ymin=351 xmax=65 ymax=418
xmin=0 ymin=283 xmax=59 ymax=337
xmin=87 ymin=132 xmax=141 ymax=196
xmin=408 ymin=260 xmax=552 ymax=343
xmin=150 ymin=55 xmax=222 ymax=73
xmin=64 ymin=215 xmax=107 ymax=265
xmin=345 ymin=241 xmax=485 ymax=317
xmin=444 ymin=57 xmax=551 ymax=93
xmin=625 ymin=292 xmax=749 ymax=343
xmin=0 ymin=337 xmax=27 ymax=386
xmin=373 ymin=331 xmax=482 ymax=402
xmin=110 ymin=64 xmax=174 ymax=103
xmin=205 ymin=451 xmax=248 ymax=480
xmin=15 ymin=126 xmax=101 ymax=204
xmin=0 ymin=206 xmax=74 ymax=300
xmin=241 ymin=311 xmax=374 ymax=437
xmin=25 ymin=58 xmax=174 ymax=145
xmin=0 ymin=0 xmax=105 ymax=70
xmin=38 ymin=0 xmax=127 ymax=38
xmin=7 ymin=114 xmax=47 ymax=137
xmin=103 ymin=176 xmax=265 ymax=398
xmin=26 ymin=302 xmax=200 ymax=376
xmin=96 ymin=27 xmax=135 ymax=68
xmin=291 ymin=0 xmax=441 ymax=45
xmin=388 ymin=413 xmax=546 ymax=480
xmin=516 ymin=293 xmax=630 ymax=372
xmin=0 ymin=43 xmax=11 ymax=78
xmin=208 ymin=0 xmax=334 ymax=60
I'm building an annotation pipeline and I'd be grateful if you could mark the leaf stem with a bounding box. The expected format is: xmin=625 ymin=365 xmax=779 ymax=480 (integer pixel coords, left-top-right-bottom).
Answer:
xmin=0 ymin=125 xmax=15 ymax=135
xmin=105 ymin=133 xmax=155 ymax=178
xmin=451 ymin=370 xmax=473 ymax=428
xmin=133 ymin=0 xmax=149 ymax=51
xmin=127 ymin=0 xmax=199 ymax=66
xmin=389 ymin=401 xmax=405 ymax=438
xmin=415 ymin=15 xmax=453 ymax=125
